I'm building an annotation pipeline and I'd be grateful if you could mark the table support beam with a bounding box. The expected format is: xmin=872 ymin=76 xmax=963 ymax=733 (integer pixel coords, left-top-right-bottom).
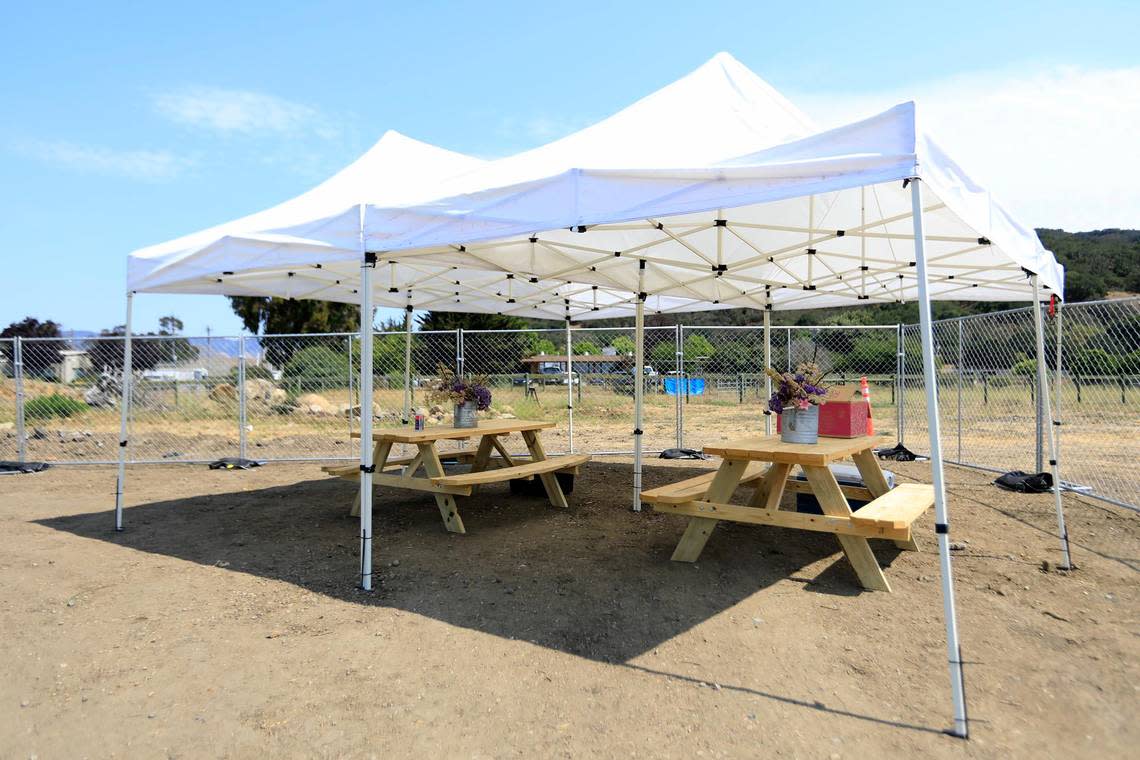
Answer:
xmin=419 ymin=443 xmax=466 ymax=534
xmin=670 ymin=458 xmax=749 ymax=561
xmin=802 ymin=465 xmax=890 ymax=591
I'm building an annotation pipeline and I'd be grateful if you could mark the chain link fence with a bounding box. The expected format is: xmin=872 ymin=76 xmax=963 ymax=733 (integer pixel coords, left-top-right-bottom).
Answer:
xmin=3 ymin=297 xmax=1137 ymax=509
xmin=899 ymin=297 xmax=1140 ymax=510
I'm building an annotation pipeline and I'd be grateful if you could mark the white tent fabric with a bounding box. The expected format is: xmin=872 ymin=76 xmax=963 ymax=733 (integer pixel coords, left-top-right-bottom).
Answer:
xmin=128 ymin=53 xmax=822 ymax=309
xmin=129 ymin=102 xmax=1062 ymax=315
xmin=127 ymin=129 xmax=484 ymax=295
xmin=354 ymin=101 xmax=1062 ymax=312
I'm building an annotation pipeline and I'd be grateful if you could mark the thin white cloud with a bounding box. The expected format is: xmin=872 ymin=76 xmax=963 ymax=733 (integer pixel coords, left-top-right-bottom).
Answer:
xmin=792 ymin=65 xmax=1140 ymax=231
xmin=153 ymin=86 xmax=338 ymax=138
xmin=485 ymin=112 xmax=596 ymax=156
xmin=13 ymin=139 xmax=193 ymax=181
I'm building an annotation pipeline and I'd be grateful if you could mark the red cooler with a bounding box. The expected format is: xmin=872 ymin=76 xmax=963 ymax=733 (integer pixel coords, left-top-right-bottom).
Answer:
xmin=818 ymin=385 xmax=869 ymax=438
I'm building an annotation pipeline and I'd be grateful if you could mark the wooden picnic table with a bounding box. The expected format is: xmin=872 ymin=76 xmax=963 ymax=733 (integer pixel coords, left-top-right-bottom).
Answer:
xmin=324 ymin=419 xmax=589 ymax=534
xmin=642 ymin=434 xmax=934 ymax=592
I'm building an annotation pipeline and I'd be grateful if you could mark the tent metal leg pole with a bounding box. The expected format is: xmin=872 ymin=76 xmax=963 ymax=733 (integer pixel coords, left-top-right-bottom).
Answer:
xmin=1034 ymin=277 xmax=1073 ymax=569
xmin=13 ymin=337 xmax=26 ymax=463
xmin=633 ymin=267 xmax=646 ymax=512
xmin=763 ymin=308 xmax=772 ymax=436
xmin=403 ymin=305 xmax=412 ymax=425
xmin=114 ymin=291 xmax=134 ymax=532
xmin=359 ymin=239 xmax=376 ymax=591
xmin=911 ymin=179 xmax=969 ymax=739
xmin=566 ymin=318 xmax=574 ymax=454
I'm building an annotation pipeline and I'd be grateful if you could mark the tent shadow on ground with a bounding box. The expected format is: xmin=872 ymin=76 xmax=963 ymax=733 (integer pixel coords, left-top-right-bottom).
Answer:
xmin=37 ymin=461 xmax=925 ymax=723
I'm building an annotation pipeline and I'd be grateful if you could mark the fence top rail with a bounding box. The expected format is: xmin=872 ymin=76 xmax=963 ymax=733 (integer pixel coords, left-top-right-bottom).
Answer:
xmin=1058 ymin=295 xmax=1140 ymax=309
xmin=686 ymin=323 xmax=899 ymax=331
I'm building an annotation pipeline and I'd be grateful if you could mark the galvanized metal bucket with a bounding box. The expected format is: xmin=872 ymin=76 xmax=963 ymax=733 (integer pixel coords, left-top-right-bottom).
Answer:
xmin=780 ymin=405 xmax=820 ymax=444
xmin=454 ymin=401 xmax=478 ymax=428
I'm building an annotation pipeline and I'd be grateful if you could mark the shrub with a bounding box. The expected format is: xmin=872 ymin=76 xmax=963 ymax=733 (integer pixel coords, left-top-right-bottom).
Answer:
xmin=573 ymin=340 xmax=600 ymax=356
xmin=283 ymin=345 xmax=348 ymax=382
xmin=25 ymin=393 xmax=88 ymax=420
xmin=231 ymin=363 xmax=276 ymax=382
xmin=1011 ymin=357 xmax=1037 ymax=377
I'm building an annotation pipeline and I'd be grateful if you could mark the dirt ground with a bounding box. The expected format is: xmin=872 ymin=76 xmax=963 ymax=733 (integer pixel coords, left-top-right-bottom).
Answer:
xmin=1 ymin=456 xmax=1137 ymax=759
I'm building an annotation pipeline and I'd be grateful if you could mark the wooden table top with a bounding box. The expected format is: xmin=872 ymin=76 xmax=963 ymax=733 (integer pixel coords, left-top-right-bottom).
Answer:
xmin=703 ymin=434 xmax=888 ymax=466
xmin=351 ymin=418 xmax=555 ymax=444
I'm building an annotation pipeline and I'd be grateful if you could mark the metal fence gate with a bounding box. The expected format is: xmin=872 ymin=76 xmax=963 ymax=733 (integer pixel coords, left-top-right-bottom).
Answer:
xmin=2 ymin=298 xmax=1137 ymax=509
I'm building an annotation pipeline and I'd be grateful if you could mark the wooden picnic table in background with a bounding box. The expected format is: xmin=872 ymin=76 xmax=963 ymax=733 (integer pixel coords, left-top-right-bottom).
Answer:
xmin=324 ymin=419 xmax=589 ymax=534
xmin=642 ymin=434 xmax=934 ymax=592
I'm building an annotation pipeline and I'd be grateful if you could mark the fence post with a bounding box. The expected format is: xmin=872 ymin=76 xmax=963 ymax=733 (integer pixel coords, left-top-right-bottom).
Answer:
xmin=957 ymin=319 xmax=963 ymax=463
xmin=675 ymin=324 xmax=683 ymax=448
xmin=238 ymin=336 xmax=248 ymax=460
xmin=1035 ymin=369 xmax=1044 ymax=471
xmin=347 ymin=335 xmax=355 ymax=440
xmin=14 ymin=337 xmax=26 ymax=463
xmin=786 ymin=329 xmax=792 ymax=371
xmin=896 ymin=324 xmax=905 ymax=444
xmin=1034 ymin=312 xmax=1044 ymax=472
xmin=456 ymin=327 xmax=464 ymax=378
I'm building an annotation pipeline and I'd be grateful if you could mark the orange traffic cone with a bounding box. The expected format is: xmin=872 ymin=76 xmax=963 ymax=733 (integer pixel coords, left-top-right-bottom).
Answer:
xmin=860 ymin=376 xmax=874 ymax=435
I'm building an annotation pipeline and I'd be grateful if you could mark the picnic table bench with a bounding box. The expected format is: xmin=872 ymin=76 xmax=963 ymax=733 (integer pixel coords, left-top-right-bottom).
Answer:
xmin=324 ymin=419 xmax=589 ymax=534
xmin=642 ymin=434 xmax=934 ymax=592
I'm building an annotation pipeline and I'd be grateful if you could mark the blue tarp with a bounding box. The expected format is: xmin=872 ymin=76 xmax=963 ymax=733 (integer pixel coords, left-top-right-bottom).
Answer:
xmin=664 ymin=377 xmax=705 ymax=396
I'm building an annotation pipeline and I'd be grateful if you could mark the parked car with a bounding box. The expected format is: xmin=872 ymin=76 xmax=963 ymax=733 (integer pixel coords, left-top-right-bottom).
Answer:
xmin=511 ymin=366 xmax=580 ymax=386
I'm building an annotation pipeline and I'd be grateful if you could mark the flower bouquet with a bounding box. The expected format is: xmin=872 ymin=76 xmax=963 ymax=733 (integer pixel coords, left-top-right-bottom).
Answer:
xmin=426 ymin=364 xmax=492 ymax=428
xmin=764 ymin=362 xmax=830 ymax=443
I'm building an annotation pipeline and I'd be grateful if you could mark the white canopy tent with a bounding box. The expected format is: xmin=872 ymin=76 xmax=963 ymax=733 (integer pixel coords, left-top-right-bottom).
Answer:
xmin=120 ymin=54 xmax=1074 ymax=737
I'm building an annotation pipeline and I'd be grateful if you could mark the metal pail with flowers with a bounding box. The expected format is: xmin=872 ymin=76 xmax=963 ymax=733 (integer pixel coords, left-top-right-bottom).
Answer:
xmin=780 ymin=404 xmax=820 ymax=444
xmin=425 ymin=364 xmax=493 ymax=429
xmin=764 ymin=362 xmax=829 ymax=445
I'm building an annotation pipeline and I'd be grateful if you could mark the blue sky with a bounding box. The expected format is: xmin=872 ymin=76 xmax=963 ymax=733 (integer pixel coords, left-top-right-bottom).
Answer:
xmin=3 ymin=1 xmax=1138 ymax=336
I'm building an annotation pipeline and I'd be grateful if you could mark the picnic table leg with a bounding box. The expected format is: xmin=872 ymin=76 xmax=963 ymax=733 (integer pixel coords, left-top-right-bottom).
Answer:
xmin=418 ymin=443 xmax=466 ymax=533
xmin=802 ymin=464 xmax=891 ymax=592
xmin=747 ymin=462 xmax=792 ymax=509
xmin=671 ymin=458 xmax=749 ymax=562
xmin=489 ymin=436 xmax=517 ymax=466
xmin=351 ymin=439 xmax=391 ymax=517
xmin=521 ymin=429 xmax=568 ymax=509
xmin=852 ymin=449 xmax=920 ymax=552
xmin=467 ymin=434 xmax=496 ymax=496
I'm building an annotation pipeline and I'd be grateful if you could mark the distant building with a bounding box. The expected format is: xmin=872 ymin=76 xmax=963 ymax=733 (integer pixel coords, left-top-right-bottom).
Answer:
xmin=521 ymin=354 xmax=632 ymax=374
xmin=58 ymin=350 xmax=92 ymax=384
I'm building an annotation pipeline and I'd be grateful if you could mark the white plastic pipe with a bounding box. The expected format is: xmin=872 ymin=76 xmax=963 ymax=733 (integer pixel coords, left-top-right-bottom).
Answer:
xmin=911 ymin=179 xmax=969 ymax=738
xmin=763 ymin=307 xmax=772 ymax=436
xmin=1033 ymin=277 xmax=1073 ymax=569
xmin=114 ymin=291 xmax=134 ymax=531
xmin=359 ymin=215 xmax=376 ymax=591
